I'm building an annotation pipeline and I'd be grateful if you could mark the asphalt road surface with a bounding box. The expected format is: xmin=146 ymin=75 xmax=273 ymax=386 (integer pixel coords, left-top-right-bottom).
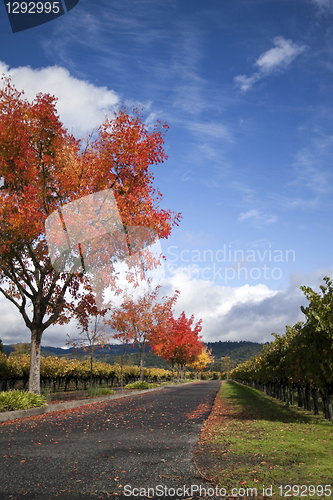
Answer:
xmin=0 ymin=381 xmax=221 ymax=500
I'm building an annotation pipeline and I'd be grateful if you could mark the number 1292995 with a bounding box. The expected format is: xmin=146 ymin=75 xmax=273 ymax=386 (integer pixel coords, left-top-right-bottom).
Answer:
xmin=5 ymin=2 xmax=60 ymax=14
xmin=278 ymin=484 xmax=332 ymax=497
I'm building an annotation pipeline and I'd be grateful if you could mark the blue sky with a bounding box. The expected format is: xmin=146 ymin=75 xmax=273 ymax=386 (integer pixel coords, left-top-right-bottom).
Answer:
xmin=1 ymin=0 xmax=333 ymax=346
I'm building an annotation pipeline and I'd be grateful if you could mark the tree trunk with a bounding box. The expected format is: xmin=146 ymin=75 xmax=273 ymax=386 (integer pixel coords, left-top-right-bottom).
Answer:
xmin=139 ymin=349 xmax=143 ymax=381
xmin=121 ymin=355 xmax=124 ymax=393
xmin=297 ymin=386 xmax=303 ymax=407
xmin=305 ymin=384 xmax=312 ymax=411
xmin=312 ymin=387 xmax=319 ymax=416
xmin=120 ymin=345 xmax=127 ymax=392
xmin=323 ymin=389 xmax=333 ymax=421
xmin=90 ymin=349 xmax=93 ymax=388
xmin=327 ymin=382 xmax=333 ymax=420
xmin=28 ymin=328 xmax=42 ymax=394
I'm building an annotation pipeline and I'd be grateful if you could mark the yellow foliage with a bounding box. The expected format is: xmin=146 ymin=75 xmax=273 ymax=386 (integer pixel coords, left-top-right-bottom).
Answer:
xmin=188 ymin=346 xmax=214 ymax=371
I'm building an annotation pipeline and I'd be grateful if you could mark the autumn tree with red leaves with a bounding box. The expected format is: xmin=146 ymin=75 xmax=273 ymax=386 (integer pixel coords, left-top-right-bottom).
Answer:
xmin=0 ymin=77 xmax=181 ymax=393
xmin=108 ymin=285 xmax=179 ymax=381
xmin=151 ymin=311 xmax=203 ymax=381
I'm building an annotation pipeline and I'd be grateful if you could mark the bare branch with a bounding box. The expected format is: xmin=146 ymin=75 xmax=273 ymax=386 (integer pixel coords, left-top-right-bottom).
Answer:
xmin=0 ymin=285 xmax=32 ymax=329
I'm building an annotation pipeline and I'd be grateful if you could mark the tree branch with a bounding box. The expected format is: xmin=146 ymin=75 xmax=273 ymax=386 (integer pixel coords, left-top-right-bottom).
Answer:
xmin=0 ymin=285 xmax=32 ymax=329
xmin=42 ymin=271 xmax=75 ymax=330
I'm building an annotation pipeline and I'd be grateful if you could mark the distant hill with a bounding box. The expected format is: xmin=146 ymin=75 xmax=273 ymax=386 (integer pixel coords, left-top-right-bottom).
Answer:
xmin=3 ymin=340 xmax=264 ymax=369
xmin=207 ymin=340 xmax=265 ymax=365
xmin=42 ymin=344 xmax=145 ymax=356
xmin=3 ymin=343 xmax=144 ymax=357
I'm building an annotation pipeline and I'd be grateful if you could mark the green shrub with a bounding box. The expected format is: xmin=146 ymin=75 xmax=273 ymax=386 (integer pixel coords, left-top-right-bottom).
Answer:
xmin=125 ymin=381 xmax=158 ymax=390
xmin=41 ymin=388 xmax=53 ymax=402
xmin=87 ymin=387 xmax=114 ymax=397
xmin=0 ymin=390 xmax=47 ymax=412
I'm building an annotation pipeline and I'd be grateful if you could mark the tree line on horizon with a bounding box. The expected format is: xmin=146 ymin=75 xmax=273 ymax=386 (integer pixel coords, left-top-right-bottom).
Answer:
xmin=2 ymin=339 xmax=264 ymax=369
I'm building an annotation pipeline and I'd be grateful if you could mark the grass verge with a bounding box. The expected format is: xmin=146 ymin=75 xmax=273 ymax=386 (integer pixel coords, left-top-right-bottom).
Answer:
xmin=195 ymin=381 xmax=332 ymax=499
xmin=124 ymin=381 xmax=158 ymax=390
xmin=87 ymin=387 xmax=115 ymax=397
xmin=0 ymin=389 xmax=47 ymax=412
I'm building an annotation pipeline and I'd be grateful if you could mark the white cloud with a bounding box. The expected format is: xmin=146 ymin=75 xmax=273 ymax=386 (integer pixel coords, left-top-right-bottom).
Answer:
xmin=238 ymin=209 xmax=260 ymax=221
xmin=0 ymin=62 xmax=120 ymax=137
xmin=238 ymin=209 xmax=277 ymax=226
xmin=234 ymin=73 xmax=261 ymax=93
xmin=159 ymin=266 xmax=333 ymax=343
xmin=2 ymin=267 xmax=333 ymax=347
xmin=235 ymin=37 xmax=308 ymax=92
xmin=0 ymin=297 xmax=30 ymax=345
xmin=256 ymin=37 xmax=307 ymax=73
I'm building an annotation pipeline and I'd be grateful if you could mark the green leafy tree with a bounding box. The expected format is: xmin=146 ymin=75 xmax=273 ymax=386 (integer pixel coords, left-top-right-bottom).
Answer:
xmin=299 ymin=276 xmax=333 ymax=419
xmin=11 ymin=342 xmax=31 ymax=356
xmin=221 ymin=355 xmax=234 ymax=379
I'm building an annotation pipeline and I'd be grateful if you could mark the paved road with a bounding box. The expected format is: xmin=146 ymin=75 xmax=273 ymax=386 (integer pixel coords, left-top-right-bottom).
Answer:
xmin=0 ymin=381 xmax=221 ymax=500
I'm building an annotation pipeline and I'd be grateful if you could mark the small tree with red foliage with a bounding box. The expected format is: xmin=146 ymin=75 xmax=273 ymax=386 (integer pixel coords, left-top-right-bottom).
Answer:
xmin=151 ymin=311 xmax=203 ymax=382
xmin=108 ymin=285 xmax=179 ymax=381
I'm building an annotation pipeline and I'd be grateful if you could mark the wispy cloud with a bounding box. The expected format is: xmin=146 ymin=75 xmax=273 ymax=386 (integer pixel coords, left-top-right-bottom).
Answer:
xmin=181 ymin=170 xmax=194 ymax=182
xmin=235 ymin=37 xmax=308 ymax=92
xmin=238 ymin=209 xmax=277 ymax=226
xmin=229 ymin=182 xmax=256 ymax=204
xmin=308 ymin=0 xmax=333 ymax=12
xmin=291 ymin=148 xmax=333 ymax=195
xmin=275 ymin=126 xmax=333 ymax=210
xmin=185 ymin=120 xmax=234 ymax=143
